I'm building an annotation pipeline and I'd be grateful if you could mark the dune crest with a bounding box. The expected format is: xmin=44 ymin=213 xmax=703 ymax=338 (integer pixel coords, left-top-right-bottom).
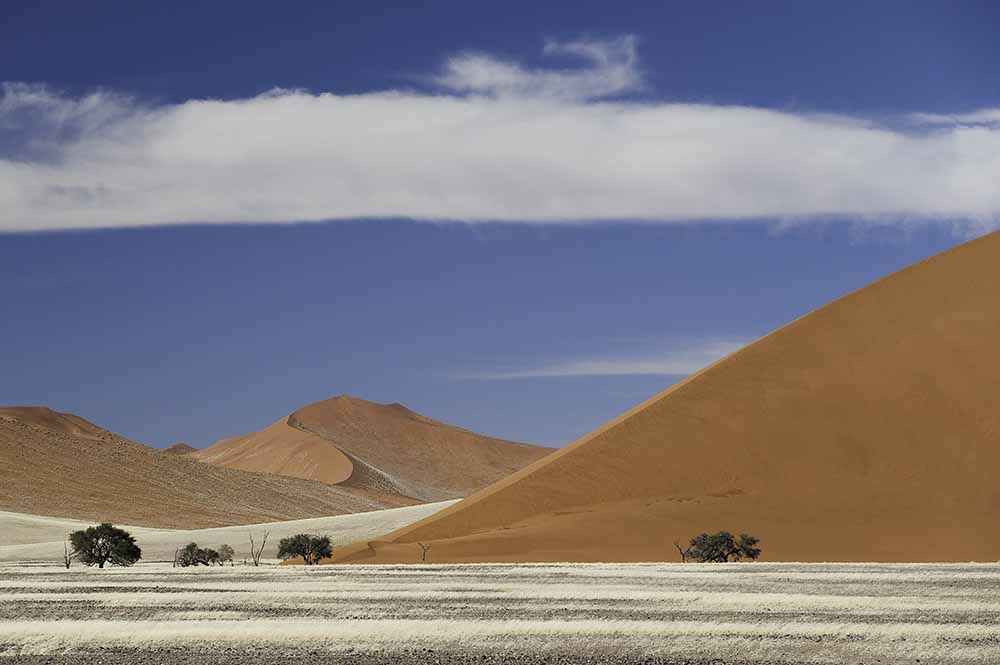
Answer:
xmin=196 ymin=395 xmax=551 ymax=503
xmin=332 ymin=231 xmax=1000 ymax=563
xmin=0 ymin=410 xmax=413 ymax=529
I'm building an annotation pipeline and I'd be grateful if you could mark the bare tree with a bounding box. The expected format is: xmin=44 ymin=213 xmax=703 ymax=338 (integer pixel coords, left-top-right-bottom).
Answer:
xmin=673 ymin=540 xmax=691 ymax=563
xmin=249 ymin=531 xmax=269 ymax=567
xmin=62 ymin=541 xmax=72 ymax=569
xmin=418 ymin=542 xmax=431 ymax=562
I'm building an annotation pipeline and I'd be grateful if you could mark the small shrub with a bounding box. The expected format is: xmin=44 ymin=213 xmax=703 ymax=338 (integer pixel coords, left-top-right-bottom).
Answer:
xmin=217 ymin=544 xmax=235 ymax=566
xmin=682 ymin=531 xmax=761 ymax=562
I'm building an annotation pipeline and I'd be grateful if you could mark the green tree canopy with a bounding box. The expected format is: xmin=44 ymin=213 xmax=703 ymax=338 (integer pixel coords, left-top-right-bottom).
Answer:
xmin=277 ymin=534 xmax=332 ymax=565
xmin=686 ymin=531 xmax=761 ymax=563
xmin=176 ymin=542 xmax=221 ymax=567
xmin=69 ymin=523 xmax=141 ymax=568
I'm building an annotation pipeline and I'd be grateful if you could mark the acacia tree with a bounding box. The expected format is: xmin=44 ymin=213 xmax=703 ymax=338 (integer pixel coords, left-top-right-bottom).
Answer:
xmin=69 ymin=523 xmax=142 ymax=568
xmin=684 ymin=532 xmax=761 ymax=563
xmin=277 ymin=534 xmax=332 ymax=565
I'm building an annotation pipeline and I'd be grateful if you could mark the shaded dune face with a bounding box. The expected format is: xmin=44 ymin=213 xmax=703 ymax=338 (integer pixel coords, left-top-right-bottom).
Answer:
xmin=335 ymin=231 xmax=1000 ymax=563
xmin=196 ymin=396 xmax=551 ymax=504
xmin=0 ymin=414 xmax=414 ymax=529
xmin=194 ymin=420 xmax=355 ymax=485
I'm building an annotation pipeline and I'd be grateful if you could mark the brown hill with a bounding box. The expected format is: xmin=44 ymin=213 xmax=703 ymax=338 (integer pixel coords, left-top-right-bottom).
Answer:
xmin=0 ymin=409 xmax=415 ymax=529
xmin=0 ymin=407 xmax=107 ymax=440
xmin=163 ymin=443 xmax=197 ymax=455
xmin=195 ymin=396 xmax=551 ymax=502
xmin=333 ymin=231 xmax=1000 ymax=564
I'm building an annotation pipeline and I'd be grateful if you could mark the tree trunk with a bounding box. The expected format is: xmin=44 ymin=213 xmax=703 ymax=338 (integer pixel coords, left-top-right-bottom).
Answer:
xmin=98 ymin=561 xmax=105 ymax=569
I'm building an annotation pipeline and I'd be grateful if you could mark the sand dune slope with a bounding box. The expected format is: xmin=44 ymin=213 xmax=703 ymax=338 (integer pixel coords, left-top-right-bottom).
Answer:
xmin=0 ymin=413 xmax=414 ymax=529
xmin=0 ymin=407 xmax=107 ymax=440
xmin=335 ymin=231 xmax=1000 ymax=563
xmin=196 ymin=396 xmax=551 ymax=502
xmin=194 ymin=419 xmax=354 ymax=485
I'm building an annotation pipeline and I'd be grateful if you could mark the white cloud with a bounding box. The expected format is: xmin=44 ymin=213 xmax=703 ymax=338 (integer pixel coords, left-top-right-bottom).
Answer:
xmin=436 ymin=35 xmax=641 ymax=100
xmin=2 ymin=36 xmax=1000 ymax=232
xmin=468 ymin=339 xmax=747 ymax=379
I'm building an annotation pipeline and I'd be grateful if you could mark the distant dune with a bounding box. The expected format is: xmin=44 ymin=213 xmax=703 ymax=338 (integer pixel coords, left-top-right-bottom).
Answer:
xmin=163 ymin=442 xmax=197 ymax=455
xmin=0 ymin=407 xmax=108 ymax=440
xmin=195 ymin=395 xmax=551 ymax=502
xmin=333 ymin=231 xmax=1000 ymax=563
xmin=0 ymin=409 xmax=415 ymax=529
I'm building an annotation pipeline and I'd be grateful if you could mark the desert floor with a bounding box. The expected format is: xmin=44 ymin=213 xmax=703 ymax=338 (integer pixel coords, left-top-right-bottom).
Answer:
xmin=0 ymin=501 xmax=456 ymax=563
xmin=1 ymin=561 xmax=998 ymax=664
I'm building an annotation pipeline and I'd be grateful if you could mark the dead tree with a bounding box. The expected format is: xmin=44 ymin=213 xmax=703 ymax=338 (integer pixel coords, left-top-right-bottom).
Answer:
xmin=249 ymin=531 xmax=269 ymax=567
xmin=62 ymin=541 xmax=72 ymax=569
xmin=673 ymin=540 xmax=691 ymax=563
xmin=418 ymin=542 xmax=431 ymax=562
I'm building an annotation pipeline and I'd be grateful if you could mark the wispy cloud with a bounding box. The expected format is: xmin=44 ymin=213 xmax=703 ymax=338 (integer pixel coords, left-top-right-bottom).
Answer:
xmin=466 ymin=339 xmax=747 ymax=379
xmin=435 ymin=35 xmax=641 ymax=100
xmin=908 ymin=109 xmax=1000 ymax=127
xmin=2 ymin=35 xmax=1000 ymax=232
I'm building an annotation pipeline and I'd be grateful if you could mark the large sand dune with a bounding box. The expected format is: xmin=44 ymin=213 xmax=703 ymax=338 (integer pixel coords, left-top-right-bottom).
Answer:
xmin=196 ymin=396 xmax=551 ymax=502
xmin=334 ymin=231 xmax=1000 ymax=563
xmin=0 ymin=411 xmax=415 ymax=529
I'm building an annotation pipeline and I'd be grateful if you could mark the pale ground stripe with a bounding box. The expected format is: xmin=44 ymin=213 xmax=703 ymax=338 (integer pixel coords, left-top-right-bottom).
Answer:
xmin=0 ymin=501 xmax=458 ymax=561
xmin=2 ymin=617 xmax=999 ymax=640
xmin=3 ymin=590 xmax=998 ymax=613
xmin=4 ymin=561 xmax=999 ymax=582
xmin=2 ymin=618 xmax=999 ymax=662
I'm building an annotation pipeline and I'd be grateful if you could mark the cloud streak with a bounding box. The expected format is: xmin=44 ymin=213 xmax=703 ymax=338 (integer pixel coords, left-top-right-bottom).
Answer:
xmin=2 ymin=36 xmax=1000 ymax=232
xmin=468 ymin=339 xmax=748 ymax=379
xmin=436 ymin=35 xmax=641 ymax=100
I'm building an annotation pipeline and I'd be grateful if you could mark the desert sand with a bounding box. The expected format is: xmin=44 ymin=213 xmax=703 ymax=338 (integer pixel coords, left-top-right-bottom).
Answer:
xmin=333 ymin=231 xmax=1000 ymax=563
xmin=2 ymin=562 xmax=997 ymax=664
xmin=0 ymin=501 xmax=455 ymax=561
xmin=0 ymin=410 xmax=415 ymax=529
xmin=196 ymin=395 xmax=551 ymax=502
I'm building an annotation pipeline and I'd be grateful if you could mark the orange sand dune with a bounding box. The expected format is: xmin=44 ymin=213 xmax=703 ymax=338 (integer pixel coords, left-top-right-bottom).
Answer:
xmin=0 ymin=410 xmax=412 ymax=528
xmin=194 ymin=419 xmax=354 ymax=485
xmin=196 ymin=396 xmax=551 ymax=503
xmin=333 ymin=231 xmax=1000 ymax=563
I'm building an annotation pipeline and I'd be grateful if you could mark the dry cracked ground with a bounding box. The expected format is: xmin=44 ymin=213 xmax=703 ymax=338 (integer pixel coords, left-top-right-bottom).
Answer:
xmin=1 ymin=561 xmax=998 ymax=664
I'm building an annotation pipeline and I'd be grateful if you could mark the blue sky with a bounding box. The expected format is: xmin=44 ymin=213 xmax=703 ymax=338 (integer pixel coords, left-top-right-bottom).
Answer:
xmin=1 ymin=1 xmax=998 ymax=447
